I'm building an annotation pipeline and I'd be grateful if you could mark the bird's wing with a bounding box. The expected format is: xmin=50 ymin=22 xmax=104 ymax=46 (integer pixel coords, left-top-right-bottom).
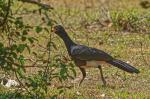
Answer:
xmin=70 ymin=45 xmax=113 ymax=61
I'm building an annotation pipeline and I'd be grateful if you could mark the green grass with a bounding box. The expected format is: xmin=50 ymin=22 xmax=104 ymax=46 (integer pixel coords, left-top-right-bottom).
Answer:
xmin=1 ymin=0 xmax=150 ymax=98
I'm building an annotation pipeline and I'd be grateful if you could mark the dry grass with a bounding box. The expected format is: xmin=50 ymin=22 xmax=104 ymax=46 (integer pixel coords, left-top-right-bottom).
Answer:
xmin=45 ymin=0 xmax=150 ymax=98
xmin=1 ymin=0 xmax=150 ymax=98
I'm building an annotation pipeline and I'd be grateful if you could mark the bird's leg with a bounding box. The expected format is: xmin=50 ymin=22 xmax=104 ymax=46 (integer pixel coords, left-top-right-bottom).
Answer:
xmin=98 ymin=65 xmax=106 ymax=86
xmin=78 ymin=67 xmax=86 ymax=86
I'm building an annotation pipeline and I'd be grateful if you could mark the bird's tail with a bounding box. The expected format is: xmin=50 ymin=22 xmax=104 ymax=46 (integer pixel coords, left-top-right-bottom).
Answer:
xmin=107 ymin=59 xmax=140 ymax=73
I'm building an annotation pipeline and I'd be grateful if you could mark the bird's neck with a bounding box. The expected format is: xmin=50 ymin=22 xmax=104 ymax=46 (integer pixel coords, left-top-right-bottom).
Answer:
xmin=59 ymin=32 xmax=76 ymax=52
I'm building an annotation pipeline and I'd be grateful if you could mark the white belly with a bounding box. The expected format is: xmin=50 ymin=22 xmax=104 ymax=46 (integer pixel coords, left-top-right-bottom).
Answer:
xmin=80 ymin=61 xmax=106 ymax=68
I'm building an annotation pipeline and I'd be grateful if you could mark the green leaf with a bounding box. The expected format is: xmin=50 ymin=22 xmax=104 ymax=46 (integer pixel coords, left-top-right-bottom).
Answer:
xmin=15 ymin=17 xmax=24 ymax=28
xmin=11 ymin=44 xmax=17 ymax=51
xmin=18 ymin=55 xmax=25 ymax=65
xmin=60 ymin=67 xmax=67 ymax=80
xmin=28 ymin=37 xmax=34 ymax=43
xmin=17 ymin=44 xmax=30 ymax=53
xmin=35 ymin=26 xmax=42 ymax=33
xmin=28 ymin=37 xmax=38 ymax=44
xmin=11 ymin=52 xmax=17 ymax=59
xmin=17 ymin=67 xmax=25 ymax=78
xmin=17 ymin=44 xmax=26 ymax=53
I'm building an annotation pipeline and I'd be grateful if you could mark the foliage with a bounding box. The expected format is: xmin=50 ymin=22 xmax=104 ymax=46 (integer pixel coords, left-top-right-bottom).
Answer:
xmin=111 ymin=9 xmax=150 ymax=32
xmin=0 ymin=0 xmax=76 ymax=98
xmin=0 ymin=0 xmax=150 ymax=98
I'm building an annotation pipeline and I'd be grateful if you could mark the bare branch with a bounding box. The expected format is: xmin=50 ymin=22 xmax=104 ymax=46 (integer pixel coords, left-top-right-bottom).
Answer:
xmin=19 ymin=0 xmax=54 ymax=9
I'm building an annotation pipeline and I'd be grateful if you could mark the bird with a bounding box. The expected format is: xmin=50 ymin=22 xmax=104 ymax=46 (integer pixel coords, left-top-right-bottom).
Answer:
xmin=52 ymin=25 xmax=140 ymax=86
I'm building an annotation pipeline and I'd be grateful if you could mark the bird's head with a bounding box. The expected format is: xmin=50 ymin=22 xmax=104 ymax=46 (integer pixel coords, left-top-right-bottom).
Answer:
xmin=52 ymin=25 xmax=66 ymax=37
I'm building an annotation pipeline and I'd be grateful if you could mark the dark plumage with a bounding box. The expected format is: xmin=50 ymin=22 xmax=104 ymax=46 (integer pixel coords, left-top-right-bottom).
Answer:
xmin=70 ymin=45 xmax=113 ymax=61
xmin=52 ymin=25 xmax=140 ymax=86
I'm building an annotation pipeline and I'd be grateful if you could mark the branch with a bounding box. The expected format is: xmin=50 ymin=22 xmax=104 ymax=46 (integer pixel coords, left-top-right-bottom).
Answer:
xmin=19 ymin=0 xmax=54 ymax=9
xmin=14 ymin=71 xmax=33 ymax=96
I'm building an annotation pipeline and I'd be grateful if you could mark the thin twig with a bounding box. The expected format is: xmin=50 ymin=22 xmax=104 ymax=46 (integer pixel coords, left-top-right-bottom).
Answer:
xmin=44 ymin=28 xmax=52 ymax=93
xmin=14 ymin=71 xmax=33 ymax=96
xmin=19 ymin=0 xmax=54 ymax=9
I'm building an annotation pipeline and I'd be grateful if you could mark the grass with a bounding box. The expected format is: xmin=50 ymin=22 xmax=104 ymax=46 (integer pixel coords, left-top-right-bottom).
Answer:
xmin=1 ymin=0 xmax=150 ymax=98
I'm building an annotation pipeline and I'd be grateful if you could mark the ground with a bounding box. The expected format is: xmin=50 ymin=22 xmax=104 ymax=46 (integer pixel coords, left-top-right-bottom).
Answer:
xmin=0 ymin=0 xmax=150 ymax=98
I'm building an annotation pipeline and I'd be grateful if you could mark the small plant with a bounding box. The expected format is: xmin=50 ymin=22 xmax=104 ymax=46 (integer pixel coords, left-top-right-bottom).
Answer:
xmin=111 ymin=9 xmax=150 ymax=33
xmin=0 ymin=0 xmax=76 ymax=98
